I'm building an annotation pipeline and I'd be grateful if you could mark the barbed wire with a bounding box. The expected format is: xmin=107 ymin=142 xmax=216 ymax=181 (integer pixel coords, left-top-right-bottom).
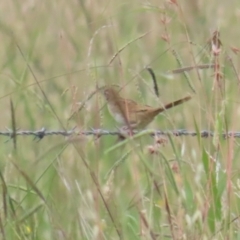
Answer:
xmin=2 ymin=128 xmax=240 ymax=141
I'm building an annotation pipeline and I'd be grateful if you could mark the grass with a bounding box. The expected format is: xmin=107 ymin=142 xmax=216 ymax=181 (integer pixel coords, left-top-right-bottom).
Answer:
xmin=1 ymin=0 xmax=240 ymax=239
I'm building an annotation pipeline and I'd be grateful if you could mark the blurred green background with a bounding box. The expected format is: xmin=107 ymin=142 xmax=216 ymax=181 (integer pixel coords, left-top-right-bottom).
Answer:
xmin=1 ymin=0 xmax=240 ymax=239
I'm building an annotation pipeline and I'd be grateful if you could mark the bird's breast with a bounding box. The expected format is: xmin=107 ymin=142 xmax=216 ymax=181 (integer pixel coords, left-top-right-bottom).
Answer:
xmin=108 ymin=104 xmax=126 ymax=125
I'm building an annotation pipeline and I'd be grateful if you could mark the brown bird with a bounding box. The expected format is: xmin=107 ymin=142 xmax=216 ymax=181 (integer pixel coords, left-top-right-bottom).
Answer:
xmin=102 ymin=86 xmax=191 ymax=129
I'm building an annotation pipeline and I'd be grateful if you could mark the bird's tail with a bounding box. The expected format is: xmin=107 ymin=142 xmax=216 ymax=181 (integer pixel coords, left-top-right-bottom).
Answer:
xmin=154 ymin=95 xmax=191 ymax=114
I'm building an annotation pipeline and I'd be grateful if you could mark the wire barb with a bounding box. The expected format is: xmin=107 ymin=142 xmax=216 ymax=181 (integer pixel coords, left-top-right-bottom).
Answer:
xmin=33 ymin=127 xmax=46 ymax=141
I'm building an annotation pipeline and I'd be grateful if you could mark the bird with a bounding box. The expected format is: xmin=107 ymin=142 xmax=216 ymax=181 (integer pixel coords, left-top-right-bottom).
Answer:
xmin=102 ymin=86 xmax=191 ymax=130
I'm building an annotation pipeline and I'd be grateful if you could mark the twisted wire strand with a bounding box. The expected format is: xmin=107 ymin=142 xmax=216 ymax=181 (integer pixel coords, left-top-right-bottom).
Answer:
xmin=1 ymin=128 xmax=240 ymax=140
